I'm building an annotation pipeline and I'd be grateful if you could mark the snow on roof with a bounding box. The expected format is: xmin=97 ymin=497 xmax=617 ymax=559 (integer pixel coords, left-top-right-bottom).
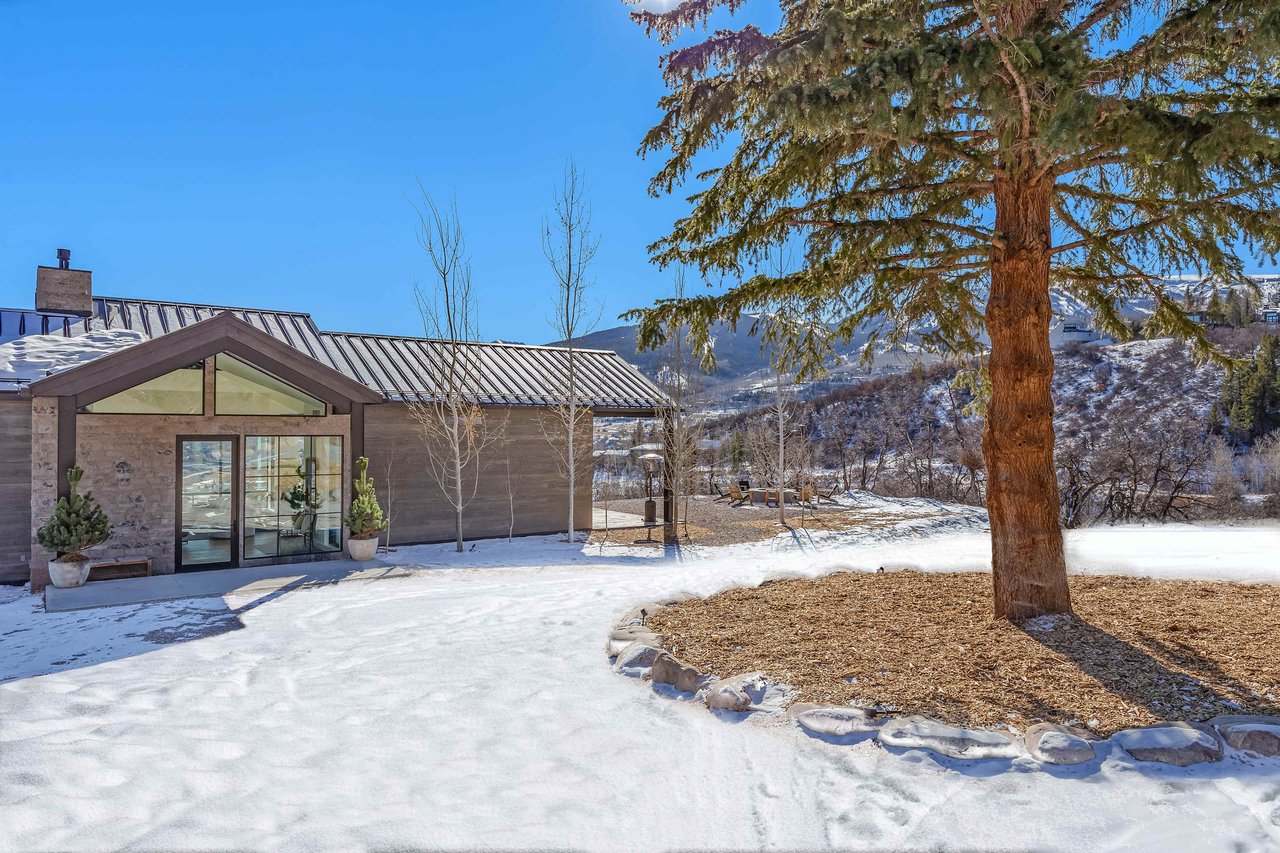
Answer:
xmin=0 ymin=328 xmax=148 ymax=384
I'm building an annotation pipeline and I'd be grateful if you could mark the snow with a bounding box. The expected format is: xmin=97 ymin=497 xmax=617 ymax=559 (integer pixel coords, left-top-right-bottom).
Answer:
xmin=2 ymin=516 xmax=1279 ymax=851
xmin=0 ymin=329 xmax=148 ymax=382
xmin=1112 ymin=725 xmax=1219 ymax=753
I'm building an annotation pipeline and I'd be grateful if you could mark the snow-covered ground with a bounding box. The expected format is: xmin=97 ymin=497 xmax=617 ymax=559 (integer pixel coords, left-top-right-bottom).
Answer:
xmin=2 ymin=518 xmax=1279 ymax=852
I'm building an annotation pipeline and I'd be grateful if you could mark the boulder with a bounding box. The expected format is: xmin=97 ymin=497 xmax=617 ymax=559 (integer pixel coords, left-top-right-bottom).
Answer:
xmin=612 ymin=642 xmax=666 ymax=676
xmin=1024 ymin=723 xmax=1097 ymax=765
xmin=877 ymin=716 xmax=1020 ymax=760
xmin=793 ymin=706 xmax=881 ymax=738
xmin=1210 ymin=715 xmax=1280 ymax=757
xmin=1111 ymin=722 xmax=1224 ymax=767
xmin=701 ymin=671 xmax=769 ymax=712
xmin=616 ymin=602 xmax=666 ymax=627
xmin=650 ymin=652 xmax=713 ymax=693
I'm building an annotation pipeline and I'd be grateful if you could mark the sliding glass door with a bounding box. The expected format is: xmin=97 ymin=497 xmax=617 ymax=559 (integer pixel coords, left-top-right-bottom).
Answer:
xmin=177 ymin=437 xmax=237 ymax=570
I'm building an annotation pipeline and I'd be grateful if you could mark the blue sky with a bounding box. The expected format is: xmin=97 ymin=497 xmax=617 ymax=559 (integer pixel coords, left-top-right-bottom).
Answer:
xmin=0 ymin=0 xmax=724 ymax=343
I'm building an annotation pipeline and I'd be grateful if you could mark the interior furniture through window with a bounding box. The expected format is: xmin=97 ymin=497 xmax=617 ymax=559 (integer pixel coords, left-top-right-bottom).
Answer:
xmin=243 ymin=435 xmax=343 ymax=559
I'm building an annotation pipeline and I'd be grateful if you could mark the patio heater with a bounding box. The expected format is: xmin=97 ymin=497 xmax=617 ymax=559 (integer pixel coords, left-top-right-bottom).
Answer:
xmin=639 ymin=453 xmax=663 ymax=525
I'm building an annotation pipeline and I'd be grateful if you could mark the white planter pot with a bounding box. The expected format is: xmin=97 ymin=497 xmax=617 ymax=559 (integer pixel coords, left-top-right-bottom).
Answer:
xmin=347 ymin=536 xmax=379 ymax=562
xmin=48 ymin=558 xmax=91 ymax=589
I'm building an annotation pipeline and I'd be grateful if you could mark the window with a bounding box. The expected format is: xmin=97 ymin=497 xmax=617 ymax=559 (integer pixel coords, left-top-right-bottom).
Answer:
xmin=80 ymin=363 xmax=204 ymax=414
xmin=243 ymin=435 xmax=343 ymax=559
xmin=215 ymin=354 xmax=326 ymax=416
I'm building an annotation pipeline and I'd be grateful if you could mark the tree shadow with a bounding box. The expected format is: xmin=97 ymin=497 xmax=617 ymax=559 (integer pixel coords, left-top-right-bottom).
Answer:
xmin=1015 ymin=615 xmax=1280 ymax=726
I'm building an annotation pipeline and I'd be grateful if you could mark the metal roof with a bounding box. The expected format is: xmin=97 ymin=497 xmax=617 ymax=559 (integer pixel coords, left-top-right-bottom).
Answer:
xmin=321 ymin=332 xmax=667 ymax=412
xmin=93 ymin=297 xmax=339 ymax=369
xmin=2 ymin=295 xmax=667 ymax=411
xmin=0 ymin=296 xmax=339 ymax=369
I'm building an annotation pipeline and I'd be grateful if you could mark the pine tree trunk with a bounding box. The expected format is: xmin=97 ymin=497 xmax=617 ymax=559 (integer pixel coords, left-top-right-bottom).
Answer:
xmin=984 ymin=174 xmax=1072 ymax=619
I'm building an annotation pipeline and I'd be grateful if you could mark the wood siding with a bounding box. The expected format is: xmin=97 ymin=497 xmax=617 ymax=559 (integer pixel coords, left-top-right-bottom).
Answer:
xmin=0 ymin=398 xmax=32 ymax=583
xmin=366 ymin=404 xmax=592 ymax=545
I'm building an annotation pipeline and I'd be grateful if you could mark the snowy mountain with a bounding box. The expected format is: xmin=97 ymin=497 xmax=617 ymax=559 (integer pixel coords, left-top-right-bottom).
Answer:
xmin=563 ymin=275 xmax=1276 ymax=407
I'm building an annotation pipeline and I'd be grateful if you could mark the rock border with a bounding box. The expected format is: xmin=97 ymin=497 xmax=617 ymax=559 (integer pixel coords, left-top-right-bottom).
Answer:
xmin=607 ymin=600 xmax=1280 ymax=771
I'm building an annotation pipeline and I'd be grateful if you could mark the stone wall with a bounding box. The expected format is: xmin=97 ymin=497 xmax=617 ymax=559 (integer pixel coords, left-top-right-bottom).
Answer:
xmin=366 ymin=404 xmax=592 ymax=545
xmin=29 ymin=379 xmax=351 ymax=589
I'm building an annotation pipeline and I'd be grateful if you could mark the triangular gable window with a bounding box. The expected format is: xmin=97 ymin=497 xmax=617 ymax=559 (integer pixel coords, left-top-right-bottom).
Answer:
xmin=80 ymin=363 xmax=204 ymax=414
xmin=214 ymin=354 xmax=326 ymax=417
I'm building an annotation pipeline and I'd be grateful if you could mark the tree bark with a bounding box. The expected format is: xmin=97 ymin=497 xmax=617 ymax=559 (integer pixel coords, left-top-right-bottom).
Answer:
xmin=984 ymin=174 xmax=1072 ymax=619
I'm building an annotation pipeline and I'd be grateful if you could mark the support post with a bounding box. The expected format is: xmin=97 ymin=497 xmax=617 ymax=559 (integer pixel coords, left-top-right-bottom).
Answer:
xmin=661 ymin=408 xmax=676 ymax=544
xmin=56 ymin=397 xmax=76 ymax=499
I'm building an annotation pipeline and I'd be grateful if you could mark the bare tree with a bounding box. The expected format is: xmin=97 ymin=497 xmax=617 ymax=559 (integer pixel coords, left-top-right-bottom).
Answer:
xmin=593 ymin=450 xmax=624 ymax=541
xmin=380 ymin=447 xmax=399 ymax=553
xmin=500 ymin=418 xmax=523 ymax=542
xmin=405 ymin=189 xmax=498 ymax=552
xmin=656 ymin=269 xmax=704 ymax=537
xmin=542 ymin=159 xmax=601 ymax=542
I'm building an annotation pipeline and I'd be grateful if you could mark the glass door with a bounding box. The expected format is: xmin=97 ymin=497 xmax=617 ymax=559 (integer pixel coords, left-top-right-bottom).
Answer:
xmin=177 ymin=438 xmax=237 ymax=570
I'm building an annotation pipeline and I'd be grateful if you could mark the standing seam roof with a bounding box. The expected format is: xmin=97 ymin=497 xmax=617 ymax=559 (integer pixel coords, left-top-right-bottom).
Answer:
xmin=320 ymin=332 xmax=667 ymax=410
xmin=2 ymin=295 xmax=667 ymax=410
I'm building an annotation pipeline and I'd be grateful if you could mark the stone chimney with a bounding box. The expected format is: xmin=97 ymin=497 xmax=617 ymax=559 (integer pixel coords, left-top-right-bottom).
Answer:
xmin=36 ymin=248 xmax=93 ymax=316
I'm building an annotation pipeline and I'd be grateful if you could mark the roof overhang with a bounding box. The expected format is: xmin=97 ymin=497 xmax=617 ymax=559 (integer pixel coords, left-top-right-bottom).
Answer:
xmin=29 ymin=311 xmax=384 ymax=410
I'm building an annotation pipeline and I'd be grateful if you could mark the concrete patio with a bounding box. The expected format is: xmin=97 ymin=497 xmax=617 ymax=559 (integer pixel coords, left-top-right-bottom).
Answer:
xmin=591 ymin=506 xmax=651 ymax=531
xmin=43 ymin=558 xmax=416 ymax=612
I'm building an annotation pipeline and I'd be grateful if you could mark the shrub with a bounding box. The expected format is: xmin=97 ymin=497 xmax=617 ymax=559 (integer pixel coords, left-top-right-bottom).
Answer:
xmin=36 ymin=467 xmax=112 ymax=561
xmin=344 ymin=456 xmax=388 ymax=540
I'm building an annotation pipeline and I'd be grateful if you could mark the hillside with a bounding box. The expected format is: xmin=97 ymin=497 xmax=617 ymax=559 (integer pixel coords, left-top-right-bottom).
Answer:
xmin=556 ymin=276 xmax=1279 ymax=409
xmin=700 ymin=333 xmax=1267 ymax=524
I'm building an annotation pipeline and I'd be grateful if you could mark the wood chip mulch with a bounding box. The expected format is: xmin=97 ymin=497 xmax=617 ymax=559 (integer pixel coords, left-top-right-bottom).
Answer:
xmin=646 ymin=572 xmax=1280 ymax=736
xmin=593 ymin=497 xmax=915 ymax=547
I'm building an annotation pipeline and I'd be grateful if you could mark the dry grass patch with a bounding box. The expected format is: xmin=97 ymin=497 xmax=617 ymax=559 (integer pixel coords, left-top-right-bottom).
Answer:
xmin=647 ymin=572 xmax=1280 ymax=736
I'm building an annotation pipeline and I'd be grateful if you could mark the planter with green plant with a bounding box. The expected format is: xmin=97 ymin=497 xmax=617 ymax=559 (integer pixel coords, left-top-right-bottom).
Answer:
xmin=343 ymin=456 xmax=388 ymax=561
xmin=36 ymin=466 xmax=113 ymax=588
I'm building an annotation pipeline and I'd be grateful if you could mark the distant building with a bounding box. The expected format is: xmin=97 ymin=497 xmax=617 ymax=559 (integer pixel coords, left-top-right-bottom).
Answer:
xmin=1050 ymin=316 xmax=1103 ymax=347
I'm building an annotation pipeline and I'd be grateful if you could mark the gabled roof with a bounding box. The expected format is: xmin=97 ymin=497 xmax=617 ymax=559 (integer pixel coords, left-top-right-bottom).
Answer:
xmin=2 ymin=295 xmax=338 ymax=368
xmin=8 ymin=293 xmax=669 ymax=414
xmin=29 ymin=312 xmax=383 ymax=409
xmin=321 ymin=331 xmax=667 ymax=415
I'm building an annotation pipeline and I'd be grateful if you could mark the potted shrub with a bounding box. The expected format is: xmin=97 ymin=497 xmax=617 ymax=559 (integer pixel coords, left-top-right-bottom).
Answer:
xmin=343 ymin=456 xmax=388 ymax=561
xmin=36 ymin=466 xmax=112 ymax=589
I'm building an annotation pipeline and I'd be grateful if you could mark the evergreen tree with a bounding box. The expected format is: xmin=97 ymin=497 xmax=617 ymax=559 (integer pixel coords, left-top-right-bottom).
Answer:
xmin=1224 ymin=289 xmax=1245 ymax=327
xmin=343 ymin=456 xmax=389 ymax=539
xmin=1206 ymin=288 xmax=1225 ymax=324
xmin=1222 ymin=334 xmax=1280 ymax=442
xmin=623 ymin=0 xmax=1280 ymax=618
xmin=36 ymin=467 xmax=112 ymax=561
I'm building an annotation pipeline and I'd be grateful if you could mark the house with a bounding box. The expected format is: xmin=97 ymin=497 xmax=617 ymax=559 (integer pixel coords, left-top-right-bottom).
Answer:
xmin=1049 ymin=315 xmax=1103 ymax=347
xmin=0 ymin=252 xmax=667 ymax=590
xmin=1259 ymin=306 xmax=1280 ymax=325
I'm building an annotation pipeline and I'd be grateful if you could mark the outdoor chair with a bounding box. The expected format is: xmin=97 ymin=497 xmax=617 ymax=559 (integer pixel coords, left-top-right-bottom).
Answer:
xmin=712 ymin=482 xmax=732 ymax=503
xmin=816 ymin=483 xmax=841 ymax=504
xmin=728 ymin=483 xmax=751 ymax=506
xmin=799 ymin=484 xmax=818 ymax=507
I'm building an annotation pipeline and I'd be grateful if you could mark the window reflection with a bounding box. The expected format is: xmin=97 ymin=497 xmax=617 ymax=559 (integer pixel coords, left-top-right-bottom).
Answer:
xmin=215 ymin=354 xmax=326 ymax=417
xmin=243 ymin=435 xmax=343 ymax=558
xmin=82 ymin=363 xmax=204 ymax=414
